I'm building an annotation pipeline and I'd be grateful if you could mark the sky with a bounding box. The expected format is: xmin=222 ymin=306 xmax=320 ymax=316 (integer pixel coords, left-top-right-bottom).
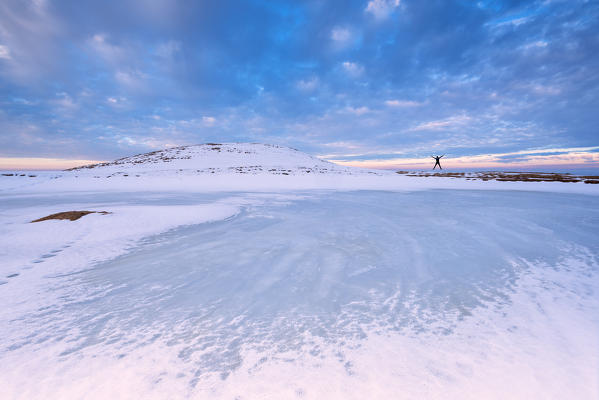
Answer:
xmin=1 ymin=0 xmax=598 ymax=170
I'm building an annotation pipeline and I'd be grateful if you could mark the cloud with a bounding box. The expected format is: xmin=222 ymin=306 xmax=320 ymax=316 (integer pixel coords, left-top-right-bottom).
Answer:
xmin=53 ymin=92 xmax=77 ymax=110
xmin=0 ymin=0 xmax=62 ymax=82
xmin=519 ymin=40 xmax=548 ymax=51
xmin=528 ymin=84 xmax=561 ymax=96
xmin=0 ymin=0 xmax=598 ymax=168
xmin=344 ymin=106 xmax=370 ymax=115
xmin=321 ymin=141 xmax=363 ymax=150
xmin=410 ymin=115 xmax=471 ymax=131
xmin=115 ymin=69 xmax=148 ymax=91
xmin=341 ymin=61 xmax=364 ymax=77
xmin=365 ymin=0 xmax=400 ymax=20
xmin=0 ymin=45 xmax=11 ymax=60
xmin=296 ymin=77 xmax=319 ymax=92
xmin=385 ymin=99 xmax=423 ymax=107
xmin=88 ymin=34 xmax=130 ymax=66
xmin=202 ymin=116 xmax=216 ymax=126
xmin=106 ymin=97 xmax=127 ymax=107
xmin=330 ymin=27 xmax=358 ymax=50
xmin=331 ymin=27 xmax=351 ymax=43
xmin=12 ymin=97 xmax=35 ymax=105
xmin=116 ymin=136 xmax=174 ymax=149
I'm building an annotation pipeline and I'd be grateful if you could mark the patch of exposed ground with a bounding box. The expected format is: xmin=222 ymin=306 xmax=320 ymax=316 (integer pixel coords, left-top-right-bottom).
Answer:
xmin=31 ymin=211 xmax=111 ymax=223
xmin=396 ymin=171 xmax=599 ymax=184
xmin=1 ymin=173 xmax=37 ymax=177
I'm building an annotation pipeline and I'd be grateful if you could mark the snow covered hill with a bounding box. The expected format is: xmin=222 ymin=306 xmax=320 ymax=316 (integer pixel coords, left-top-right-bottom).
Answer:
xmin=69 ymin=143 xmax=360 ymax=177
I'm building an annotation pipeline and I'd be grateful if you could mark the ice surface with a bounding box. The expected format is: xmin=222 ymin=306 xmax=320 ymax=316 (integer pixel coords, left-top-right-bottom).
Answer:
xmin=1 ymin=190 xmax=598 ymax=399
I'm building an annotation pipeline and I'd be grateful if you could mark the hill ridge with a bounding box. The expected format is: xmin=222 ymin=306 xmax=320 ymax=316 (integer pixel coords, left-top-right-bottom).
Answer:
xmin=66 ymin=142 xmax=365 ymax=177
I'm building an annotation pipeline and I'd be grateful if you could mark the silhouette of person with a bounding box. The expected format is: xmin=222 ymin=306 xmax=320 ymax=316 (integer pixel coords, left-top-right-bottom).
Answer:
xmin=432 ymin=155 xmax=444 ymax=170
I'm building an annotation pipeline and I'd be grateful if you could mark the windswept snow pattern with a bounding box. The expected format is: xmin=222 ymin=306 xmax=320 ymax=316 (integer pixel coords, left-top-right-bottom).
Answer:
xmin=1 ymin=190 xmax=598 ymax=399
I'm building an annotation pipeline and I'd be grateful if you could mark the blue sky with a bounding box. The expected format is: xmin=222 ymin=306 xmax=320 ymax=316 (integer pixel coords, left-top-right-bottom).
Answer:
xmin=1 ymin=0 xmax=598 ymax=169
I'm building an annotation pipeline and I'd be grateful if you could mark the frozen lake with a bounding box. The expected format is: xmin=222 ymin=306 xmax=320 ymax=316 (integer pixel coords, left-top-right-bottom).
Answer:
xmin=1 ymin=190 xmax=598 ymax=399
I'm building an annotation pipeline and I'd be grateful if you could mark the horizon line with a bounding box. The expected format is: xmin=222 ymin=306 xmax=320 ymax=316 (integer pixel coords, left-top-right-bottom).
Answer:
xmin=1 ymin=158 xmax=598 ymax=172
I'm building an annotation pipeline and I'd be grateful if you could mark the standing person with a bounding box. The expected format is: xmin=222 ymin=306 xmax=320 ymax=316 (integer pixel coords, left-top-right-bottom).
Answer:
xmin=432 ymin=155 xmax=444 ymax=170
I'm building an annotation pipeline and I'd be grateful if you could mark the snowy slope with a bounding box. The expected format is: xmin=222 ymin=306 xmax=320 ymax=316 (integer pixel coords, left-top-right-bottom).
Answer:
xmin=69 ymin=143 xmax=357 ymax=176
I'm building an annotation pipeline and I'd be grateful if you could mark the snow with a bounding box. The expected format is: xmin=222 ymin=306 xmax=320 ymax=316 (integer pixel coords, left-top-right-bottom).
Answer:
xmin=1 ymin=144 xmax=598 ymax=399
xmin=2 ymin=143 xmax=598 ymax=195
xmin=71 ymin=143 xmax=339 ymax=172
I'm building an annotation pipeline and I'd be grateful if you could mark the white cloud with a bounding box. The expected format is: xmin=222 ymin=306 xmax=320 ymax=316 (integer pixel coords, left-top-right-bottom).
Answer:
xmin=520 ymin=40 xmax=548 ymax=51
xmin=344 ymin=106 xmax=370 ymax=115
xmin=54 ymin=92 xmax=77 ymax=110
xmin=88 ymin=34 xmax=153 ymax=92
xmin=410 ymin=115 xmax=471 ymax=131
xmin=13 ymin=97 xmax=35 ymax=105
xmin=365 ymin=0 xmax=400 ymax=19
xmin=331 ymin=27 xmax=354 ymax=49
xmin=321 ymin=141 xmax=362 ymax=150
xmin=202 ymin=116 xmax=216 ymax=126
xmin=530 ymin=84 xmax=561 ymax=96
xmin=385 ymin=99 xmax=423 ymax=107
xmin=88 ymin=34 xmax=126 ymax=65
xmin=117 ymin=136 xmax=137 ymax=146
xmin=489 ymin=15 xmax=531 ymax=29
xmin=0 ymin=1 xmax=61 ymax=83
xmin=342 ymin=61 xmax=364 ymax=77
xmin=0 ymin=45 xmax=11 ymax=60
xmin=115 ymin=70 xmax=147 ymax=91
xmin=331 ymin=27 xmax=351 ymax=42
xmin=296 ymin=77 xmax=319 ymax=92
xmin=114 ymin=134 xmax=180 ymax=149
xmin=106 ymin=96 xmax=128 ymax=107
